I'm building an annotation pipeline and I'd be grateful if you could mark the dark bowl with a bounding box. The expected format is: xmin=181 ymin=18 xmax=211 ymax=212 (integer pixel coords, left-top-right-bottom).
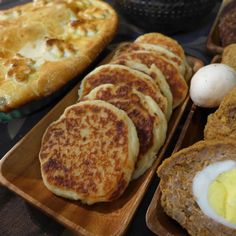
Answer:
xmin=115 ymin=0 xmax=217 ymax=34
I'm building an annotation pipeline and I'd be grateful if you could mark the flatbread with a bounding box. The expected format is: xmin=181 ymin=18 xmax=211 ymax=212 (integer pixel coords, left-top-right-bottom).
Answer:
xmin=0 ymin=0 xmax=118 ymax=112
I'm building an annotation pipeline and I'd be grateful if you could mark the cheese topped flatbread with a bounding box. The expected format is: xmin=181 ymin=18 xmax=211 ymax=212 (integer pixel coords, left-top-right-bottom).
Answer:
xmin=0 ymin=0 xmax=118 ymax=112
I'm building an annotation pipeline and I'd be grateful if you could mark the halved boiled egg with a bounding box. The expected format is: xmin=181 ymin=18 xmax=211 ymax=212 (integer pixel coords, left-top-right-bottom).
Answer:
xmin=192 ymin=160 xmax=236 ymax=229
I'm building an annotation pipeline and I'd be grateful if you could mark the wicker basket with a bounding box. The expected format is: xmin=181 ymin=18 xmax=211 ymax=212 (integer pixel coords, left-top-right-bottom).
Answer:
xmin=115 ymin=0 xmax=217 ymax=34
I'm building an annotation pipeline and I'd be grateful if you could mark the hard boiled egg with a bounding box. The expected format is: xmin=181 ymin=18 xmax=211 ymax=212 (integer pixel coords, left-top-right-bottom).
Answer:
xmin=190 ymin=64 xmax=236 ymax=108
xmin=192 ymin=160 xmax=236 ymax=229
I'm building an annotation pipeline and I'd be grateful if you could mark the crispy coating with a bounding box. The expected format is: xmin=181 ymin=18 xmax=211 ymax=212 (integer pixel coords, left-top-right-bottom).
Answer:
xmin=204 ymin=86 xmax=236 ymax=140
xmin=158 ymin=140 xmax=236 ymax=236
xmin=222 ymin=44 xmax=236 ymax=71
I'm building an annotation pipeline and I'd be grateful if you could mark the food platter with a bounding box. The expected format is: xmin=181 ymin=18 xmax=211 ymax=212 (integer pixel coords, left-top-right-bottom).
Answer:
xmin=0 ymin=52 xmax=203 ymax=236
xmin=206 ymin=0 xmax=233 ymax=55
xmin=146 ymin=103 xmax=215 ymax=236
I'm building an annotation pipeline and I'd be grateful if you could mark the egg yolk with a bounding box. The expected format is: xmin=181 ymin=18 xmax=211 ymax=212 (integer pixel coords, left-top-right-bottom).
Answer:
xmin=208 ymin=168 xmax=236 ymax=224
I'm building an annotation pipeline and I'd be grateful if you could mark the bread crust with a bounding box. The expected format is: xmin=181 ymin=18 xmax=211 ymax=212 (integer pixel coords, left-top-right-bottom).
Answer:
xmin=0 ymin=0 xmax=118 ymax=112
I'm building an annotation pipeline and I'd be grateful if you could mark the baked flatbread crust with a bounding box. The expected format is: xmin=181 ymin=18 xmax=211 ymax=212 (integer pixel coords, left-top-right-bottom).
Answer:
xmin=0 ymin=0 xmax=118 ymax=111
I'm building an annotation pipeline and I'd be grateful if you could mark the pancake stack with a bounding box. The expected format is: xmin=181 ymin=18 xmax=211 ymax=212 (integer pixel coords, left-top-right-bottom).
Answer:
xmin=39 ymin=33 xmax=191 ymax=204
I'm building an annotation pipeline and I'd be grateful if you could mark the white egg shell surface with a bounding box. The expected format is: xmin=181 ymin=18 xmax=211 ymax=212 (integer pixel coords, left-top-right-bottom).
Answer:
xmin=192 ymin=160 xmax=236 ymax=229
xmin=190 ymin=64 xmax=236 ymax=108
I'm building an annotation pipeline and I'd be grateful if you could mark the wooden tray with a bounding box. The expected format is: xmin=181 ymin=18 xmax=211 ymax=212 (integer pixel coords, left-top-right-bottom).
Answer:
xmin=146 ymin=104 xmax=217 ymax=236
xmin=0 ymin=54 xmax=203 ymax=236
xmin=206 ymin=0 xmax=233 ymax=55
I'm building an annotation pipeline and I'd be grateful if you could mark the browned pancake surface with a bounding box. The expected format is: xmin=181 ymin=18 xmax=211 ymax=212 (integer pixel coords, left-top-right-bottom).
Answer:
xmin=135 ymin=33 xmax=185 ymax=60
xmin=79 ymin=64 xmax=168 ymax=117
xmin=39 ymin=101 xmax=138 ymax=204
xmin=113 ymin=42 xmax=183 ymax=70
xmin=112 ymin=51 xmax=188 ymax=108
xmin=84 ymin=84 xmax=154 ymax=156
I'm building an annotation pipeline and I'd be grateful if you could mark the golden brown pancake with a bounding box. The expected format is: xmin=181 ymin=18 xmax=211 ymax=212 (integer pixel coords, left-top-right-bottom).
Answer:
xmin=113 ymin=42 xmax=186 ymax=77
xmin=83 ymin=84 xmax=167 ymax=179
xmin=135 ymin=33 xmax=185 ymax=61
xmin=135 ymin=33 xmax=192 ymax=81
xmin=111 ymin=51 xmax=188 ymax=109
xmin=110 ymin=50 xmax=172 ymax=119
xmin=204 ymin=86 xmax=236 ymax=140
xmin=39 ymin=100 xmax=139 ymax=204
xmin=79 ymin=64 xmax=169 ymax=119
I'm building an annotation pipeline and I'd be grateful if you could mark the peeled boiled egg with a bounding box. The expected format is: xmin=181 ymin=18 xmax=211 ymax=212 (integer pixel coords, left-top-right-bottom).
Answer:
xmin=192 ymin=160 xmax=236 ymax=229
xmin=190 ymin=64 xmax=236 ymax=108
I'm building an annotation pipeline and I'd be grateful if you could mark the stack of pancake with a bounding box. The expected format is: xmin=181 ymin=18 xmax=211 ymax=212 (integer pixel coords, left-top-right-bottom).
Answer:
xmin=39 ymin=33 xmax=191 ymax=204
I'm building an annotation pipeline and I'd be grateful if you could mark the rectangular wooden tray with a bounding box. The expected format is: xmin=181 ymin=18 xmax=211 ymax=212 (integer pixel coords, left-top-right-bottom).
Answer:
xmin=0 ymin=55 xmax=202 ymax=236
xmin=206 ymin=0 xmax=233 ymax=55
xmin=146 ymin=104 xmax=216 ymax=236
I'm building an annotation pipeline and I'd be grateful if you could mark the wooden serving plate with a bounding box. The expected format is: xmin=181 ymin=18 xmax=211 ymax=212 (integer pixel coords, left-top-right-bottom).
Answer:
xmin=146 ymin=104 xmax=217 ymax=236
xmin=0 ymin=53 xmax=203 ymax=236
xmin=206 ymin=0 xmax=233 ymax=55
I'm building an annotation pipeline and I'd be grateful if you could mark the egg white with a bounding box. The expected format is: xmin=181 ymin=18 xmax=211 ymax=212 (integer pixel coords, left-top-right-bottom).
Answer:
xmin=192 ymin=160 xmax=236 ymax=229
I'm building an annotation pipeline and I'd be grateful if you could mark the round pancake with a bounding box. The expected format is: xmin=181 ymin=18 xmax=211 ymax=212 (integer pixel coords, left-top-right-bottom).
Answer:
xmin=39 ymin=100 xmax=139 ymax=204
xmin=113 ymin=42 xmax=186 ymax=77
xmin=83 ymin=84 xmax=167 ymax=179
xmin=157 ymin=140 xmax=236 ymax=236
xmin=111 ymin=51 xmax=188 ymax=109
xmin=135 ymin=33 xmax=192 ymax=81
xmin=204 ymin=86 xmax=236 ymax=140
xmin=135 ymin=33 xmax=185 ymax=61
xmin=111 ymin=50 xmax=172 ymax=119
xmin=78 ymin=64 xmax=169 ymax=119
